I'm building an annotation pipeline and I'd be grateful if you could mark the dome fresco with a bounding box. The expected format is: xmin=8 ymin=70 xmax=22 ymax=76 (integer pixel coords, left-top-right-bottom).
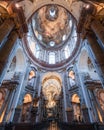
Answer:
xmin=24 ymin=4 xmax=80 ymax=69
xmin=32 ymin=5 xmax=73 ymax=48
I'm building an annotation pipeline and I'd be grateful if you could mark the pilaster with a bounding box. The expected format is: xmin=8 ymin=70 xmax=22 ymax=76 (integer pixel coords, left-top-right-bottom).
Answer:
xmin=0 ymin=31 xmax=18 ymax=76
xmin=91 ymin=19 xmax=104 ymax=48
xmin=0 ymin=19 xmax=15 ymax=44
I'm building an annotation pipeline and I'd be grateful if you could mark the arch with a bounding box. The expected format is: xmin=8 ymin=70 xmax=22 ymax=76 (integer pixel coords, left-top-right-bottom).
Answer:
xmin=49 ymin=52 xmax=55 ymax=64
xmin=42 ymin=72 xmax=62 ymax=104
xmin=42 ymin=72 xmax=62 ymax=86
xmin=23 ymin=94 xmax=32 ymax=104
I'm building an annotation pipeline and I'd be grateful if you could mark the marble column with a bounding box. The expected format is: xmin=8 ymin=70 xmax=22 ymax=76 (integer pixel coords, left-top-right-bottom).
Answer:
xmin=86 ymin=33 xmax=104 ymax=87
xmin=3 ymin=89 xmax=15 ymax=122
xmin=86 ymin=32 xmax=104 ymax=76
xmin=91 ymin=20 xmax=104 ymax=47
xmin=0 ymin=31 xmax=18 ymax=76
xmin=0 ymin=19 xmax=15 ymax=44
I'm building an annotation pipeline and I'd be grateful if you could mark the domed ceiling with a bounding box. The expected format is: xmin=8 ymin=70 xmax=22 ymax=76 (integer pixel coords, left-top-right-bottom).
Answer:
xmin=32 ymin=5 xmax=73 ymax=48
xmin=24 ymin=4 xmax=80 ymax=70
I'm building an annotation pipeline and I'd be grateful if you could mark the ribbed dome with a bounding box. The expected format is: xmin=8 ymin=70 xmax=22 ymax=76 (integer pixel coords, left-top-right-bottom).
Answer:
xmin=23 ymin=4 xmax=80 ymax=70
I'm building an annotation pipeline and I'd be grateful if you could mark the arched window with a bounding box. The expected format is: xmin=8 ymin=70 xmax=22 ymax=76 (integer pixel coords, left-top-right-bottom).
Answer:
xmin=64 ymin=45 xmax=70 ymax=59
xmin=35 ymin=45 xmax=40 ymax=58
xmin=49 ymin=52 xmax=55 ymax=64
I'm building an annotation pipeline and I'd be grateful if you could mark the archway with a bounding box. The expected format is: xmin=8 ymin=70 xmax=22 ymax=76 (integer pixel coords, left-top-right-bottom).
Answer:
xmin=41 ymin=72 xmax=62 ymax=121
